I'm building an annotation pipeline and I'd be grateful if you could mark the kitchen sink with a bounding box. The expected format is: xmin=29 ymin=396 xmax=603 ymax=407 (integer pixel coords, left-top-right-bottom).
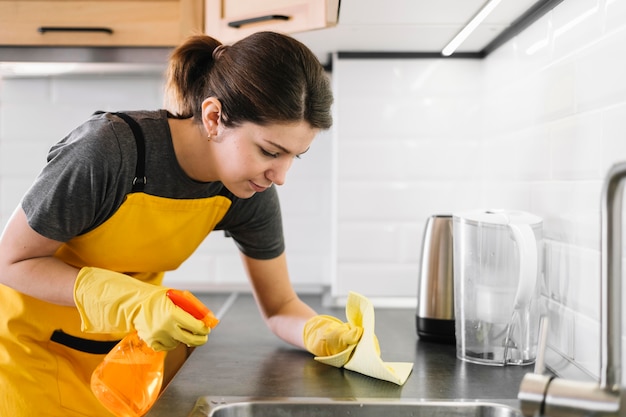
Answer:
xmin=187 ymin=396 xmax=523 ymax=417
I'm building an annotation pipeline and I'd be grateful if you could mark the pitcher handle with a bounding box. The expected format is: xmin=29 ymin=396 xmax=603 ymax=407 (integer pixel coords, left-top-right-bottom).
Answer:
xmin=509 ymin=223 xmax=538 ymax=309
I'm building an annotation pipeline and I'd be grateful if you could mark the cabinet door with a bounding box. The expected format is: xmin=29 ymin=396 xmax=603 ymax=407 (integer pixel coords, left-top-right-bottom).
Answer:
xmin=205 ymin=0 xmax=339 ymax=44
xmin=0 ymin=0 xmax=203 ymax=46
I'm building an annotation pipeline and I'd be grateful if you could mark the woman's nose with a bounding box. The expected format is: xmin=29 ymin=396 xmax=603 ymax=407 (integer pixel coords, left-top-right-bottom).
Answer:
xmin=266 ymin=157 xmax=293 ymax=186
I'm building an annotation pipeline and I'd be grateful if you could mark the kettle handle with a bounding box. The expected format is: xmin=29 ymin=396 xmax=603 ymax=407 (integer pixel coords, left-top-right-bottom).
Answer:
xmin=509 ymin=223 xmax=538 ymax=309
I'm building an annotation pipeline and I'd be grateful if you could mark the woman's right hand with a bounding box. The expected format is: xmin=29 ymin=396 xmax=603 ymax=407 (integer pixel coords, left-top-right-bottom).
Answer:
xmin=73 ymin=267 xmax=210 ymax=351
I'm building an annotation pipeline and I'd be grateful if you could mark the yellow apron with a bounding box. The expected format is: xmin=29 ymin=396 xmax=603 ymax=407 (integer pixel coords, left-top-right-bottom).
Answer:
xmin=0 ymin=113 xmax=232 ymax=417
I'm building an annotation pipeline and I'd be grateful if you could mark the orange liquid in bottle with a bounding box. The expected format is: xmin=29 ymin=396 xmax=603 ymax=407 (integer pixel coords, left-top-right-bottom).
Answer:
xmin=91 ymin=332 xmax=166 ymax=417
xmin=91 ymin=290 xmax=218 ymax=417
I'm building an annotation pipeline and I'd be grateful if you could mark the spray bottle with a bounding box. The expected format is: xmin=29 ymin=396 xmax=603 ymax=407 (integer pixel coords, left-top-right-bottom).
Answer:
xmin=90 ymin=289 xmax=219 ymax=417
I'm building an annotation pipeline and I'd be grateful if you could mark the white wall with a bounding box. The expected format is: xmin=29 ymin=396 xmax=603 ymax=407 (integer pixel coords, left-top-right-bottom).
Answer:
xmin=482 ymin=0 xmax=626 ymax=382
xmin=332 ymin=58 xmax=483 ymax=303
xmin=332 ymin=0 xmax=626 ymax=382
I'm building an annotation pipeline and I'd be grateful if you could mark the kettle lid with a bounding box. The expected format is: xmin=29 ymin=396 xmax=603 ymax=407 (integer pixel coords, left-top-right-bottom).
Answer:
xmin=453 ymin=209 xmax=542 ymax=226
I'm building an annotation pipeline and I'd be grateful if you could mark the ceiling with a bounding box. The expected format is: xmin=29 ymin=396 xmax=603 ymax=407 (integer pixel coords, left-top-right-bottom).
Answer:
xmin=292 ymin=0 xmax=551 ymax=65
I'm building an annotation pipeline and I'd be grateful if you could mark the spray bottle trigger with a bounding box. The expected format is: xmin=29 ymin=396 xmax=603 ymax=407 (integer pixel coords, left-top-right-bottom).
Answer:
xmin=166 ymin=289 xmax=220 ymax=329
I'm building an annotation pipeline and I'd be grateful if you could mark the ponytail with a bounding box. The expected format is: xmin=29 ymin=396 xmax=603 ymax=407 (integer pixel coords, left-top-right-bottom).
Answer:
xmin=164 ymin=35 xmax=222 ymax=118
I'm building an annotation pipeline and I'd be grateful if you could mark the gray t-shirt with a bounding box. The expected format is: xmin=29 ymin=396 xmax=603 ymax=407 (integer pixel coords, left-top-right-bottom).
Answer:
xmin=21 ymin=110 xmax=285 ymax=260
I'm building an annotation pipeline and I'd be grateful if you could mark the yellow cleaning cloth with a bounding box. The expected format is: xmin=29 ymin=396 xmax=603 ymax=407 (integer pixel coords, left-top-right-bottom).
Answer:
xmin=314 ymin=291 xmax=413 ymax=385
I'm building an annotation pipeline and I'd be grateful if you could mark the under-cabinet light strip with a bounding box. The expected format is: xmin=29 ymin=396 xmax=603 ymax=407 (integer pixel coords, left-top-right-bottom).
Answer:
xmin=442 ymin=0 xmax=503 ymax=56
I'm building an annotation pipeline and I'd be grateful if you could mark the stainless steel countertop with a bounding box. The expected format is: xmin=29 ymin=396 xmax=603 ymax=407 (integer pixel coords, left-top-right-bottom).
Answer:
xmin=145 ymin=293 xmax=532 ymax=417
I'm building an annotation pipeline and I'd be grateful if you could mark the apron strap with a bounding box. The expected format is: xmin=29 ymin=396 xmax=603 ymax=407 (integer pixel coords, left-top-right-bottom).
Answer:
xmin=50 ymin=329 xmax=121 ymax=354
xmin=112 ymin=112 xmax=147 ymax=193
xmin=48 ymin=112 xmax=141 ymax=355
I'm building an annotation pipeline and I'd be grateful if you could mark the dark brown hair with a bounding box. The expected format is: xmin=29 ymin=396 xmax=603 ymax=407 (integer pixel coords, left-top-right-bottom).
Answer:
xmin=165 ymin=31 xmax=333 ymax=130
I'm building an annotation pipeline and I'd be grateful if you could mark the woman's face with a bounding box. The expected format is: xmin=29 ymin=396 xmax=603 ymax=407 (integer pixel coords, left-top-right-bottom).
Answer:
xmin=211 ymin=120 xmax=318 ymax=199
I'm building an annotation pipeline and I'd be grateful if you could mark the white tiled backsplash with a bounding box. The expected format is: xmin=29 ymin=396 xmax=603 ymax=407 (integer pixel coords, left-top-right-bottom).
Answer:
xmin=1 ymin=0 xmax=625 ymax=382
xmin=333 ymin=0 xmax=626 ymax=382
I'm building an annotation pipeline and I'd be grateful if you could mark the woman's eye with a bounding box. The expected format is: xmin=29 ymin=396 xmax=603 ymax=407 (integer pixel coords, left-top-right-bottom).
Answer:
xmin=260 ymin=147 xmax=303 ymax=159
xmin=261 ymin=149 xmax=278 ymax=158
xmin=261 ymin=148 xmax=279 ymax=158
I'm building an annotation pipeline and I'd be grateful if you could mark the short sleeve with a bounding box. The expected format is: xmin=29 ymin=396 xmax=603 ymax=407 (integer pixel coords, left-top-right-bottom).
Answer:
xmin=22 ymin=116 xmax=133 ymax=241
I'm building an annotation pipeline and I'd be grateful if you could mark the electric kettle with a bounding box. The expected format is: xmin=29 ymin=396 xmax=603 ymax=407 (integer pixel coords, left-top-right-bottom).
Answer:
xmin=416 ymin=214 xmax=455 ymax=344
xmin=452 ymin=209 xmax=542 ymax=366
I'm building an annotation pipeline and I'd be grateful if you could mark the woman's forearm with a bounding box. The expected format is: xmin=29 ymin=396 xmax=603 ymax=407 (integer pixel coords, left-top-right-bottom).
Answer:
xmin=0 ymin=257 xmax=78 ymax=306
xmin=265 ymin=298 xmax=317 ymax=349
xmin=0 ymin=207 xmax=77 ymax=306
xmin=242 ymin=252 xmax=318 ymax=348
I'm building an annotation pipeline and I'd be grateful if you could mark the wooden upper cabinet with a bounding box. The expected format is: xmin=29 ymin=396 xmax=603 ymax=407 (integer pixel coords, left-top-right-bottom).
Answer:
xmin=0 ymin=0 xmax=204 ymax=46
xmin=205 ymin=0 xmax=339 ymax=44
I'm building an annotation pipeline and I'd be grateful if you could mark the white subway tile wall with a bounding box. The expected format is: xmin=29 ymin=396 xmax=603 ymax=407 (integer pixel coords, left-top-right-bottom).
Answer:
xmin=1 ymin=0 xmax=625 ymax=381
xmin=331 ymin=0 xmax=626 ymax=380
xmin=482 ymin=0 xmax=626 ymax=381
xmin=332 ymin=58 xmax=483 ymax=302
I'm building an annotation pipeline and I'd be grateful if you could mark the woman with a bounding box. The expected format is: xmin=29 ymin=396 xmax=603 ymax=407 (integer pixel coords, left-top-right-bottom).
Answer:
xmin=0 ymin=32 xmax=361 ymax=417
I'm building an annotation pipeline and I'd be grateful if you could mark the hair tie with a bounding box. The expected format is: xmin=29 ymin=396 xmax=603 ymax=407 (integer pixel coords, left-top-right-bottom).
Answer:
xmin=212 ymin=45 xmax=227 ymax=60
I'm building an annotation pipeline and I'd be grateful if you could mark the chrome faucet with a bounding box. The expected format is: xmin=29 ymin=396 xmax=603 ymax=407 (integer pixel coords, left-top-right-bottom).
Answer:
xmin=518 ymin=162 xmax=626 ymax=417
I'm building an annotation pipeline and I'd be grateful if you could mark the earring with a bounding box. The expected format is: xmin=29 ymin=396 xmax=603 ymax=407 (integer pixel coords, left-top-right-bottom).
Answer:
xmin=207 ymin=133 xmax=213 ymax=141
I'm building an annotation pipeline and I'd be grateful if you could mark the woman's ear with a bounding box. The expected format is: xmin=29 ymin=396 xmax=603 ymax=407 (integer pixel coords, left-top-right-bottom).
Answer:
xmin=201 ymin=97 xmax=222 ymax=137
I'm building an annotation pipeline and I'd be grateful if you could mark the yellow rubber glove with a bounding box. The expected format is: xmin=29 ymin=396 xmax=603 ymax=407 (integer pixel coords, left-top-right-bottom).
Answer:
xmin=73 ymin=267 xmax=210 ymax=351
xmin=303 ymin=315 xmax=363 ymax=357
